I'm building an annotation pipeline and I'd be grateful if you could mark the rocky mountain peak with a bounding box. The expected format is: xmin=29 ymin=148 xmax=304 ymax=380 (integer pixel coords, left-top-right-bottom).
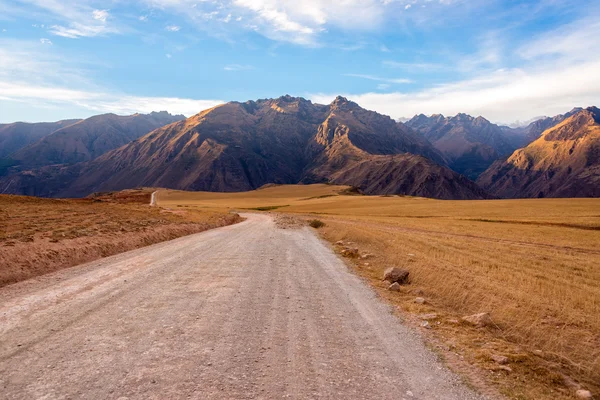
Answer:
xmin=330 ymin=96 xmax=360 ymax=111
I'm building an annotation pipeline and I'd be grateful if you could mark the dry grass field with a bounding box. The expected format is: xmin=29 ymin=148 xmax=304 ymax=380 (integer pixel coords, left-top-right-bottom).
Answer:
xmin=0 ymin=189 xmax=241 ymax=287
xmin=157 ymin=184 xmax=600 ymax=400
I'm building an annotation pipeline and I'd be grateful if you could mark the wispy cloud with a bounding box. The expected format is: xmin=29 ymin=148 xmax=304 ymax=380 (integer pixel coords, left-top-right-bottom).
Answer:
xmin=0 ymin=80 xmax=224 ymax=117
xmin=165 ymin=25 xmax=181 ymax=32
xmin=344 ymin=73 xmax=412 ymax=84
xmin=92 ymin=9 xmax=109 ymax=23
xmin=383 ymin=61 xmax=443 ymax=71
xmin=224 ymin=64 xmax=254 ymax=71
xmin=142 ymin=0 xmax=463 ymax=46
xmin=40 ymin=38 xmax=52 ymax=45
xmin=0 ymin=38 xmax=222 ymax=120
xmin=314 ymin=60 xmax=600 ymax=124
xmin=4 ymin=1 xmax=120 ymax=38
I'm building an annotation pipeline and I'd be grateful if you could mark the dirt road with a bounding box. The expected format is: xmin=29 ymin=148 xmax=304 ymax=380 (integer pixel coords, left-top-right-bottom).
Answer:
xmin=0 ymin=214 xmax=485 ymax=399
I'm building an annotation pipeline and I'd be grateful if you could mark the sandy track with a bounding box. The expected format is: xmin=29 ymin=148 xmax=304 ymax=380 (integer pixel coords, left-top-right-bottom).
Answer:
xmin=0 ymin=214 xmax=484 ymax=399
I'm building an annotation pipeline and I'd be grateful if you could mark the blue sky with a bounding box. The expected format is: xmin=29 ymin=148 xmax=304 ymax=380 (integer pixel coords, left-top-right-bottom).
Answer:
xmin=0 ymin=0 xmax=599 ymax=124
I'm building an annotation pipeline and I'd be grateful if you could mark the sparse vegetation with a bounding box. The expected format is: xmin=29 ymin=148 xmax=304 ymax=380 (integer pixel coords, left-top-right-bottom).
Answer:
xmin=159 ymin=184 xmax=600 ymax=400
xmin=0 ymin=189 xmax=242 ymax=287
xmin=308 ymin=219 xmax=325 ymax=228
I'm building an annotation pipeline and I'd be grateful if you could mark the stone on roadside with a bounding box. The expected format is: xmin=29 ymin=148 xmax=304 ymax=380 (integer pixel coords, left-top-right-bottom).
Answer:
xmin=335 ymin=240 xmax=344 ymax=245
xmin=388 ymin=282 xmax=401 ymax=292
xmin=414 ymin=297 xmax=426 ymax=304
xmin=491 ymin=354 xmax=509 ymax=365
xmin=575 ymin=390 xmax=593 ymax=399
xmin=421 ymin=321 xmax=431 ymax=329
xmin=383 ymin=267 xmax=409 ymax=284
xmin=462 ymin=312 xmax=492 ymax=327
xmin=419 ymin=313 xmax=438 ymax=320
xmin=341 ymin=247 xmax=359 ymax=258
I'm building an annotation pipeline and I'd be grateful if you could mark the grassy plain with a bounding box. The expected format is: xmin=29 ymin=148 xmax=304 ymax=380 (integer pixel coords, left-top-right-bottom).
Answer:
xmin=157 ymin=184 xmax=600 ymax=400
xmin=0 ymin=189 xmax=241 ymax=286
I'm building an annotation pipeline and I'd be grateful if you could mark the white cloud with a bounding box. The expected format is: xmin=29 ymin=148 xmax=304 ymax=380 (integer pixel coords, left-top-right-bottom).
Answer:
xmin=39 ymin=38 xmax=52 ymax=45
xmin=143 ymin=0 xmax=458 ymax=46
xmin=224 ymin=64 xmax=254 ymax=71
xmin=165 ymin=25 xmax=181 ymax=32
xmin=92 ymin=9 xmax=109 ymax=23
xmin=383 ymin=61 xmax=443 ymax=71
xmin=5 ymin=1 xmax=119 ymax=38
xmin=0 ymin=80 xmax=224 ymax=118
xmin=344 ymin=73 xmax=412 ymax=84
xmin=0 ymin=38 xmax=222 ymax=120
xmin=313 ymin=60 xmax=600 ymax=123
xmin=308 ymin=13 xmax=600 ymax=123
xmin=49 ymin=23 xmax=116 ymax=38
xmin=517 ymin=16 xmax=600 ymax=62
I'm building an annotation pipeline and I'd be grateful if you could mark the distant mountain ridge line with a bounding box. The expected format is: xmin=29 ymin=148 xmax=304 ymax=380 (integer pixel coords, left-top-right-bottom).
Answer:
xmin=0 ymin=96 xmax=597 ymax=199
xmin=0 ymin=95 xmax=487 ymax=200
xmin=0 ymin=111 xmax=185 ymax=176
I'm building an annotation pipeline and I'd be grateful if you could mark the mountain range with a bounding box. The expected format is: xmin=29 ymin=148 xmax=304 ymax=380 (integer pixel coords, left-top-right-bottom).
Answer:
xmin=406 ymin=113 xmax=528 ymax=180
xmin=478 ymin=106 xmax=600 ymax=198
xmin=0 ymin=111 xmax=184 ymax=177
xmin=0 ymin=96 xmax=597 ymax=200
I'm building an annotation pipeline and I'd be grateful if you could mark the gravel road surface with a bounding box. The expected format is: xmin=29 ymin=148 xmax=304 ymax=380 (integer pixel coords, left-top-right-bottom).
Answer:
xmin=0 ymin=214 xmax=485 ymax=399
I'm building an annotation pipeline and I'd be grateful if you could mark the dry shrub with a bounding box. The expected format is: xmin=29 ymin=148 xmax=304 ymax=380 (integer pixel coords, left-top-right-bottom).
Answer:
xmin=309 ymin=219 xmax=325 ymax=228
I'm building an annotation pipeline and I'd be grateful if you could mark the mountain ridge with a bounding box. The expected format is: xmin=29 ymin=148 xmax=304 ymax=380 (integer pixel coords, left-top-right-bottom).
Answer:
xmin=0 ymin=96 xmax=489 ymax=200
xmin=8 ymin=111 xmax=185 ymax=172
xmin=477 ymin=106 xmax=600 ymax=198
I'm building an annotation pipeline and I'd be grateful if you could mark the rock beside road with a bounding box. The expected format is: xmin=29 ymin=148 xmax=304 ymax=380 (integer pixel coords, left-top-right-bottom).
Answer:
xmin=462 ymin=312 xmax=492 ymax=327
xmin=383 ymin=267 xmax=410 ymax=284
xmin=388 ymin=282 xmax=401 ymax=292
xmin=576 ymin=389 xmax=593 ymax=399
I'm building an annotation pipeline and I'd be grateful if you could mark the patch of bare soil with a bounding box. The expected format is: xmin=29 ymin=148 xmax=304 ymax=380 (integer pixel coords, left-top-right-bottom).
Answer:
xmin=273 ymin=213 xmax=306 ymax=229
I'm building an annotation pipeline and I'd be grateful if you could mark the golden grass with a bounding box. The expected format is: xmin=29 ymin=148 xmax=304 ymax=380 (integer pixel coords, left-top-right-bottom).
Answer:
xmin=158 ymin=184 xmax=600 ymax=400
xmin=0 ymin=190 xmax=241 ymax=286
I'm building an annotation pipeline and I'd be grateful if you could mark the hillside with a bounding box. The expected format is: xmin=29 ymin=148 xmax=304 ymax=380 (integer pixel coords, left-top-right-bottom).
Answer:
xmin=406 ymin=113 xmax=526 ymax=179
xmin=477 ymin=106 xmax=600 ymax=198
xmin=516 ymin=108 xmax=583 ymax=143
xmin=0 ymin=96 xmax=489 ymax=200
xmin=8 ymin=111 xmax=185 ymax=171
xmin=0 ymin=119 xmax=81 ymax=158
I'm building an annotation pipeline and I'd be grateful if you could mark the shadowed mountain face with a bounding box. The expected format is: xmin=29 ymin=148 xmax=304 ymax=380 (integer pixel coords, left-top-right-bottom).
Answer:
xmin=0 ymin=96 xmax=490 ymax=200
xmin=406 ymin=113 xmax=528 ymax=180
xmin=8 ymin=111 xmax=185 ymax=171
xmin=0 ymin=120 xmax=81 ymax=158
xmin=477 ymin=107 xmax=600 ymax=198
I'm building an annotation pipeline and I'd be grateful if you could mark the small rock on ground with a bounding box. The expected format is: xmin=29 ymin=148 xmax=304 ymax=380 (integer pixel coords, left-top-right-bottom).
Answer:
xmin=383 ymin=267 xmax=409 ymax=284
xmin=388 ymin=282 xmax=401 ymax=292
xmin=414 ymin=297 xmax=426 ymax=304
xmin=576 ymin=389 xmax=593 ymax=399
xmin=462 ymin=312 xmax=492 ymax=327
xmin=491 ymin=354 xmax=508 ymax=365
